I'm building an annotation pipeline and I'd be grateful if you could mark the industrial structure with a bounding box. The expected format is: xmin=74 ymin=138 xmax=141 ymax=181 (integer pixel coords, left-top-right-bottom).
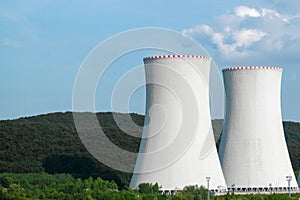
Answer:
xmin=130 ymin=55 xmax=227 ymax=192
xmin=219 ymin=66 xmax=298 ymax=193
xmin=297 ymin=170 xmax=300 ymax=187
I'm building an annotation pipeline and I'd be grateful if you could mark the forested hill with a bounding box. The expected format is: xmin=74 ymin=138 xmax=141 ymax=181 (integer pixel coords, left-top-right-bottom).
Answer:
xmin=0 ymin=112 xmax=299 ymax=188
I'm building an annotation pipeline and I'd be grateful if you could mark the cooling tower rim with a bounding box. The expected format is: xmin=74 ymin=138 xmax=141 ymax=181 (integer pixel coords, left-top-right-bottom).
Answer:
xmin=143 ymin=55 xmax=210 ymax=61
xmin=222 ymin=66 xmax=283 ymax=71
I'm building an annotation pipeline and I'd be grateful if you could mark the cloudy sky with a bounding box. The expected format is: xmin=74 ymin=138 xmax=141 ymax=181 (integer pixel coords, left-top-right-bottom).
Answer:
xmin=1 ymin=0 xmax=300 ymax=121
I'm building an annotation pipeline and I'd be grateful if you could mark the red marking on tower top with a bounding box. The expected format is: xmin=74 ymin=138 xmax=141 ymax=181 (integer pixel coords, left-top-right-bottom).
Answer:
xmin=143 ymin=55 xmax=210 ymax=61
xmin=222 ymin=66 xmax=283 ymax=72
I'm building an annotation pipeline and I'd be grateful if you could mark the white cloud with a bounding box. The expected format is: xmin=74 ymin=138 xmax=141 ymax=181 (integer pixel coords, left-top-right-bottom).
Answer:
xmin=182 ymin=25 xmax=266 ymax=57
xmin=233 ymin=29 xmax=266 ymax=48
xmin=261 ymin=8 xmax=290 ymax=22
xmin=182 ymin=24 xmax=214 ymax=36
xmin=182 ymin=5 xmax=300 ymax=64
xmin=234 ymin=6 xmax=291 ymax=22
xmin=234 ymin=6 xmax=261 ymax=18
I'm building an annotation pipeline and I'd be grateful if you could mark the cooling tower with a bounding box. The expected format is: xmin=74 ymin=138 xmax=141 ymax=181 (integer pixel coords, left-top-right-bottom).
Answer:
xmin=297 ymin=171 xmax=300 ymax=187
xmin=219 ymin=66 xmax=298 ymax=193
xmin=130 ymin=55 xmax=227 ymax=192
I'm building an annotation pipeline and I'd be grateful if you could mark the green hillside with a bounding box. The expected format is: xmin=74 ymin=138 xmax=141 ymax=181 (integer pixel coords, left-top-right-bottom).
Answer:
xmin=0 ymin=112 xmax=299 ymax=188
xmin=0 ymin=112 xmax=143 ymax=188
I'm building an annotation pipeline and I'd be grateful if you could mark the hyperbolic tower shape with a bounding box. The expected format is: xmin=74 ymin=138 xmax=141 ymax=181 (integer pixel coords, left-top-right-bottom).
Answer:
xmin=130 ymin=55 xmax=227 ymax=191
xmin=219 ymin=66 xmax=298 ymax=193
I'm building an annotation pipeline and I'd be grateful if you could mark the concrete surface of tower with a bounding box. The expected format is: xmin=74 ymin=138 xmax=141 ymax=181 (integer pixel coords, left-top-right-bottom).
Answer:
xmin=130 ymin=55 xmax=227 ymax=192
xmin=219 ymin=66 xmax=298 ymax=193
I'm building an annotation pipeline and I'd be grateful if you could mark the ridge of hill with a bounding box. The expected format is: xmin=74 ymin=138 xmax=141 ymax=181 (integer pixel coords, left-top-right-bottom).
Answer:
xmin=0 ymin=112 xmax=299 ymax=188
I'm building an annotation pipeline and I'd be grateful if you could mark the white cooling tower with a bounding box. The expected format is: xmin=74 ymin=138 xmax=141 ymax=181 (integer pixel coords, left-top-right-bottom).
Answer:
xmin=297 ymin=170 xmax=300 ymax=187
xmin=130 ymin=55 xmax=227 ymax=192
xmin=219 ymin=66 xmax=298 ymax=193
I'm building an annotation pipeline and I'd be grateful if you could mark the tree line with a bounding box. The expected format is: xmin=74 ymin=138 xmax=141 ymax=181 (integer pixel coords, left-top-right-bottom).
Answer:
xmin=1 ymin=173 xmax=299 ymax=200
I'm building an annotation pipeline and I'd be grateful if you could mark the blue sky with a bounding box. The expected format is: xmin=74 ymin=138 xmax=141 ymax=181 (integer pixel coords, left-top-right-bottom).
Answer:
xmin=1 ymin=0 xmax=300 ymax=121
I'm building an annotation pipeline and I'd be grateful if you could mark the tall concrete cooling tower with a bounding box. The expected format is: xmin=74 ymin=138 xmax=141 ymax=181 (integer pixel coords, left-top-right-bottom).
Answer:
xmin=219 ymin=66 xmax=298 ymax=193
xmin=130 ymin=55 xmax=227 ymax=192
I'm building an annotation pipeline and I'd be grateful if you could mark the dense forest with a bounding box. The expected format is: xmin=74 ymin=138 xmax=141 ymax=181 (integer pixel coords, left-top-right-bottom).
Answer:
xmin=0 ymin=112 xmax=299 ymax=190
xmin=1 ymin=173 xmax=300 ymax=200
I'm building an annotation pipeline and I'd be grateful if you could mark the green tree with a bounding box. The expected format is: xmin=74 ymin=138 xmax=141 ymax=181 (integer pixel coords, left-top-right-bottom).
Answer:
xmin=138 ymin=183 xmax=159 ymax=194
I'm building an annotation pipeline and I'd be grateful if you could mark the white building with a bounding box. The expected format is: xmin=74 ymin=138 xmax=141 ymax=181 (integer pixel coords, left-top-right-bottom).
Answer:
xmin=130 ymin=55 xmax=227 ymax=192
xmin=219 ymin=66 xmax=298 ymax=193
